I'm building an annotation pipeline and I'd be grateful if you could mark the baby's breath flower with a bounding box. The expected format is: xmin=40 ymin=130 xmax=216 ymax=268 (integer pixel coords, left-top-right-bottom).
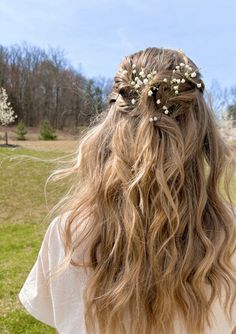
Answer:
xmin=197 ymin=83 xmax=202 ymax=88
xmin=156 ymin=99 xmax=161 ymax=104
xmin=131 ymin=99 xmax=136 ymax=105
xmin=148 ymin=90 xmax=153 ymax=96
xmin=191 ymin=72 xmax=197 ymax=78
xmin=131 ymin=81 xmax=135 ymax=85
xmin=132 ymin=69 xmax=137 ymax=74
xmin=139 ymin=71 xmax=145 ymax=78
xmin=163 ymin=78 xmax=168 ymax=83
xmin=122 ymin=70 xmax=128 ymax=75
xmin=143 ymin=78 xmax=149 ymax=85
xmin=153 ymin=116 xmax=158 ymax=121
xmin=149 ymin=117 xmax=154 ymax=122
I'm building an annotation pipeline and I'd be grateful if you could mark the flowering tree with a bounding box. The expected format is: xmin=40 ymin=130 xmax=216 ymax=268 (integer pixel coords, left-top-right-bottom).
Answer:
xmin=0 ymin=87 xmax=17 ymax=145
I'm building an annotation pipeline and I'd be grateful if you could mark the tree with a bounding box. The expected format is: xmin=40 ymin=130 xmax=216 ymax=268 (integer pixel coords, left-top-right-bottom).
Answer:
xmin=16 ymin=120 xmax=27 ymax=140
xmin=0 ymin=43 xmax=113 ymax=129
xmin=39 ymin=119 xmax=57 ymax=140
xmin=0 ymin=87 xmax=17 ymax=145
xmin=205 ymin=80 xmax=229 ymax=121
xmin=226 ymin=104 xmax=236 ymax=127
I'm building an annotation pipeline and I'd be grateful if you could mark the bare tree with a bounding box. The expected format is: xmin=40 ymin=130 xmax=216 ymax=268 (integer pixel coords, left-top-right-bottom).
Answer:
xmin=0 ymin=42 xmax=113 ymax=130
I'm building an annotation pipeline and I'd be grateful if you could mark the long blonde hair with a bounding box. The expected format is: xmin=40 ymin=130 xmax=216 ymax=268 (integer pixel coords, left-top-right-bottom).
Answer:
xmin=47 ymin=47 xmax=236 ymax=334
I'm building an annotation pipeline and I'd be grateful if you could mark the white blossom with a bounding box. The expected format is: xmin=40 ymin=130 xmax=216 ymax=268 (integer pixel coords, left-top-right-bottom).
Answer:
xmin=143 ymin=78 xmax=149 ymax=85
xmin=148 ymin=90 xmax=153 ymax=96
xmin=0 ymin=88 xmax=17 ymax=126
xmin=139 ymin=71 xmax=145 ymax=78
xmin=191 ymin=72 xmax=197 ymax=78
xmin=156 ymin=99 xmax=161 ymax=104
xmin=131 ymin=99 xmax=136 ymax=105
xmin=197 ymin=83 xmax=202 ymax=88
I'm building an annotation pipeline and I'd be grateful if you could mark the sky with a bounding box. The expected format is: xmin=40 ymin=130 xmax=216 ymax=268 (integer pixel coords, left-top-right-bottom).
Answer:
xmin=0 ymin=0 xmax=236 ymax=90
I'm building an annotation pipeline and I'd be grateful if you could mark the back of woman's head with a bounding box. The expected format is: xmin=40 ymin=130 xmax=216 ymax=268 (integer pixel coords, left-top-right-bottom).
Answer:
xmin=48 ymin=47 xmax=236 ymax=334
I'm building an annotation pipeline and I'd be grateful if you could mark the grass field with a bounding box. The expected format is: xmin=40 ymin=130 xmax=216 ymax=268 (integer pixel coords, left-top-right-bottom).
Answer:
xmin=0 ymin=145 xmax=71 ymax=334
xmin=0 ymin=137 xmax=235 ymax=334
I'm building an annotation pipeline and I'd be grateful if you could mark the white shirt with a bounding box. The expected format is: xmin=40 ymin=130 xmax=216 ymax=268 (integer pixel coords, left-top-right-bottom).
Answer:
xmin=18 ymin=213 xmax=236 ymax=334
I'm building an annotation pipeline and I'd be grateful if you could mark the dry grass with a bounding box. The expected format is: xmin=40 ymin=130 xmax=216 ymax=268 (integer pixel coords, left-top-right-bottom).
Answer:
xmin=0 ymin=125 xmax=89 ymax=152
xmin=9 ymin=139 xmax=79 ymax=153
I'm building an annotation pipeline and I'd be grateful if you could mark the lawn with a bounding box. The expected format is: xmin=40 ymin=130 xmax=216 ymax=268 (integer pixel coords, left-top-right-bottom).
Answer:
xmin=0 ymin=142 xmax=235 ymax=334
xmin=0 ymin=146 xmax=71 ymax=333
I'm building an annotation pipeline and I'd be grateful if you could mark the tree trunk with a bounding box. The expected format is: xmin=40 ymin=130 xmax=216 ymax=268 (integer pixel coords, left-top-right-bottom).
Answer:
xmin=5 ymin=128 xmax=8 ymax=145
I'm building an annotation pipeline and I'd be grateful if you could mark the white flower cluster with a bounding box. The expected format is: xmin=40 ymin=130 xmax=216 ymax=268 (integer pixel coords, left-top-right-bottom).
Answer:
xmin=169 ymin=63 xmax=202 ymax=95
xmin=122 ymin=64 xmax=157 ymax=105
xmin=0 ymin=87 xmax=17 ymax=126
xmin=121 ymin=61 xmax=203 ymax=123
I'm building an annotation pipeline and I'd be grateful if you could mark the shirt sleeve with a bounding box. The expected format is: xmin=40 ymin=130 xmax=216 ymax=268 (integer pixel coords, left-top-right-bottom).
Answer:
xmin=18 ymin=215 xmax=65 ymax=328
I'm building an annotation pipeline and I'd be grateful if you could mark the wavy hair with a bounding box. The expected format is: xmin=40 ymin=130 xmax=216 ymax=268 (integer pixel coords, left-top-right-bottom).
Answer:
xmin=46 ymin=47 xmax=236 ymax=334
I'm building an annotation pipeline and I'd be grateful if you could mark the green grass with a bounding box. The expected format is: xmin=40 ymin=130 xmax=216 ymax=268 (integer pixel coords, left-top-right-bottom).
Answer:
xmin=0 ymin=147 xmax=69 ymax=333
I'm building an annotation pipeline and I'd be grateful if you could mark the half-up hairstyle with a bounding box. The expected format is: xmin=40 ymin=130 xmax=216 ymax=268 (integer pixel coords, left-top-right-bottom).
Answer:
xmin=47 ymin=47 xmax=236 ymax=334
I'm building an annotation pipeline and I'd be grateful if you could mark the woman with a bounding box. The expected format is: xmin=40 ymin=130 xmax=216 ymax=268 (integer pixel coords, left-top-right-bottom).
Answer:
xmin=19 ymin=47 xmax=236 ymax=333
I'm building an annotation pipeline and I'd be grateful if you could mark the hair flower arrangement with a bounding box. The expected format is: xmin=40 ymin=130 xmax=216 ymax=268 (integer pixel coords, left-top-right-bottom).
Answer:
xmin=123 ymin=65 xmax=158 ymax=107
xmin=120 ymin=61 xmax=203 ymax=123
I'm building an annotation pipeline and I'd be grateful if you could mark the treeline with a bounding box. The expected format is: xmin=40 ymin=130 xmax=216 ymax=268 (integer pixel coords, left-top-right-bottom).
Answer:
xmin=0 ymin=43 xmax=236 ymax=131
xmin=0 ymin=43 xmax=112 ymax=130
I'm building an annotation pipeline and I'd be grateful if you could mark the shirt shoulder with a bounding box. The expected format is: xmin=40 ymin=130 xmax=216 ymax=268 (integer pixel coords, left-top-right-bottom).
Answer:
xmin=18 ymin=211 xmax=73 ymax=330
